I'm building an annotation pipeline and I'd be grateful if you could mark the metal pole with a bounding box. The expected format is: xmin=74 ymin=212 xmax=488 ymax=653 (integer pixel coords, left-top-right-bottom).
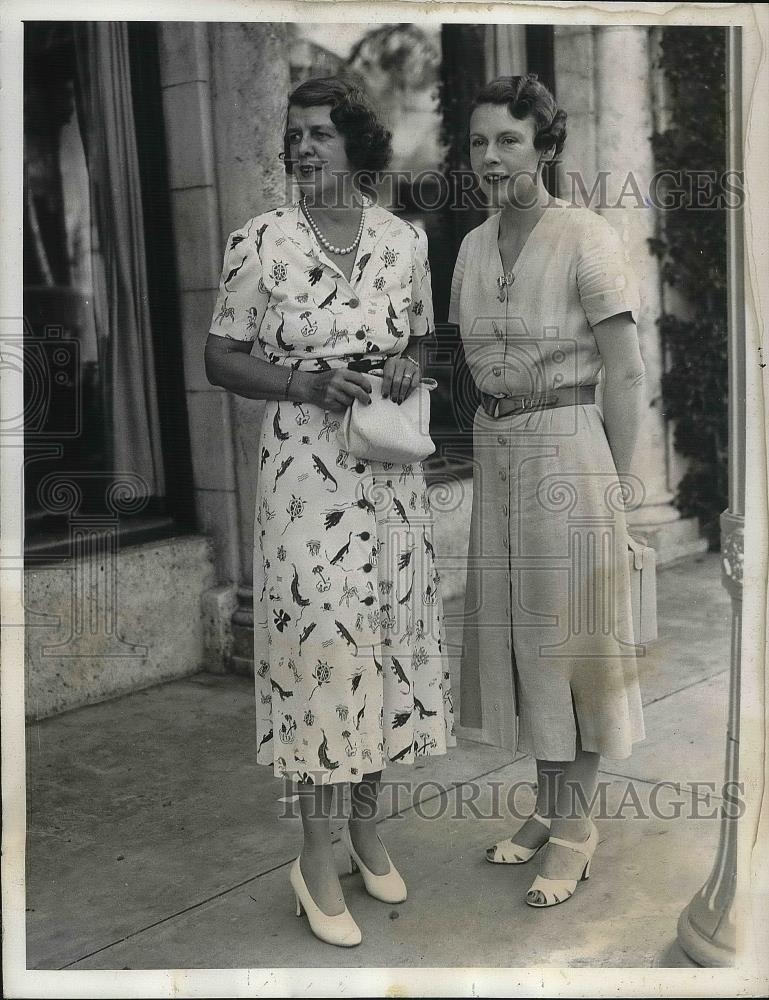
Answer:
xmin=673 ymin=25 xmax=744 ymax=967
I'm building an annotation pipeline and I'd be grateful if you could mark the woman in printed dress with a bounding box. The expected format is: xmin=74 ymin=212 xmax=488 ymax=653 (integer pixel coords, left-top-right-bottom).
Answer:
xmin=204 ymin=78 xmax=454 ymax=947
xmin=452 ymin=76 xmax=646 ymax=909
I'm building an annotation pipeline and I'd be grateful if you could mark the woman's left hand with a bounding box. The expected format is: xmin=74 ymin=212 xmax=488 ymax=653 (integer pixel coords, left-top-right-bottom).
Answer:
xmin=381 ymin=356 xmax=420 ymax=404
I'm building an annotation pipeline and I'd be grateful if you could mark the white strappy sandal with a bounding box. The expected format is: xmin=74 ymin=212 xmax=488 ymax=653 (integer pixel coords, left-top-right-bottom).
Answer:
xmin=525 ymin=822 xmax=599 ymax=908
xmin=485 ymin=812 xmax=552 ymax=865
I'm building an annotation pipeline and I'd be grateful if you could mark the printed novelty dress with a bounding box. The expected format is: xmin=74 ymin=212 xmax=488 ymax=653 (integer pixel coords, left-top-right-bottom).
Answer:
xmin=209 ymin=200 xmax=456 ymax=784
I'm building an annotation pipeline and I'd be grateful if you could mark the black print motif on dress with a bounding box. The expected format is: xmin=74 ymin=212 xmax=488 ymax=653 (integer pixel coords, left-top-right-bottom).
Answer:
xmin=354 ymin=252 xmax=371 ymax=284
xmin=298 ymin=621 xmax=317 ymax=651
xmin=398 ymin=571 xmax=416 ymax=606
xmin=215 ymin=296 xmax=235 ymax=326
xmin=274 ymin=312 xmax=294 ymax=351
xmin=326 ymin=532 xmax=353 ymax=568
xmin=385 ymin=297 xmax=403 ymax=339
xmin=273 ymin=456 xmax=294 ymax=493
xmin=307 ymin=264 xmax=324 ymax=286
xmin=311 ymin=454 xmax=339 ymax=493
xmin=393 ymin=708 xmax=412 ymax=728
xmin=389 ymin=741 xmax=414 ymax=763
xmin=414 ymin=695 xmax=437 ymax=720
xmin=270 ymin=676 xmax=292 ymax=700
xmin=392 ymin=497 xmax=410 ymax=527
xmin=233 ymin=203 xmax=456 ymax=782
xmin=317 ymin=282 xmax=339 ymax=310
xmin=318 ymin=730 xmax=340 ymax=771
xmin=272 ymin=405 xmax=290 ymax=456
xmin=290 ymin=564 xmax=311 ymax=622
xmin=335 ymin=620 xmax=359 ymax=656
xmin=390 ymin=655 xmax=411 ymax=691
xmin=224 ymin=256 xmax=247 ymax=288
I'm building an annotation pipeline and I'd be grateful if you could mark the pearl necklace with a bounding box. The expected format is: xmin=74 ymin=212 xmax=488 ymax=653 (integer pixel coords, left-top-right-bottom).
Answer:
xmin=301 ymin=196 xmax=365 ymax=256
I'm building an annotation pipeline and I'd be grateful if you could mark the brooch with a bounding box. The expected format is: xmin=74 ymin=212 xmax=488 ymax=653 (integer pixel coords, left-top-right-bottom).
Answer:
xmin=497 ymin=271 xmax=515 ymax=302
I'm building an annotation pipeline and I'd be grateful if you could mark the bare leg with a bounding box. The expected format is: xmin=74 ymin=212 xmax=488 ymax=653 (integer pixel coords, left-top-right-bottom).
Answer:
xmin=297 ymin=783 xmax=346 ymax=916
xmin=348 ymin=771 xmax=390 ymax=875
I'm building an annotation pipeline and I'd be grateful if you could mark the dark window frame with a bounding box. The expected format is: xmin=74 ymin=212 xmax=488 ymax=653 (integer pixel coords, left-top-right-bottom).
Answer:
xmin=23 ymin=21 xmax=196 ymax=563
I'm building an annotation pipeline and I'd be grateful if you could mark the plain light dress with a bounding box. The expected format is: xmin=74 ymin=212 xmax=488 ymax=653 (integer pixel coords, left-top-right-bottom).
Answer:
xmin=451 ymin=198 xmax=646 ymax=761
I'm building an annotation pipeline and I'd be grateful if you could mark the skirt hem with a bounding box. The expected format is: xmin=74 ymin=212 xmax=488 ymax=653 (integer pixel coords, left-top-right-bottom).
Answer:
xmin=263 ymin=744 xmax=455 ymax=785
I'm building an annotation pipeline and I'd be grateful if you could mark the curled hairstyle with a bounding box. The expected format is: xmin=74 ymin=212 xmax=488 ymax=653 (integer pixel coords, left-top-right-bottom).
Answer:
xmin=282 ymin=77 xmax=393 ymax=175
xmin=472 ymin=74 xmax=567 ymax=158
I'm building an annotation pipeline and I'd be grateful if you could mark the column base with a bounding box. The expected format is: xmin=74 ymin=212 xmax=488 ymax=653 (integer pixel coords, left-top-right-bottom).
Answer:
xmin=231 ymin=586 xmax=256 ymax=676
xmin=653 ymin=938 xmax=699 ymax=968
xmin=674 ymin=897 xmax=736 ymax=967
xmin=201 ymin=583 xmax=238 ymax=674
xmin=627 ymin=514 xmax=708 ymax=565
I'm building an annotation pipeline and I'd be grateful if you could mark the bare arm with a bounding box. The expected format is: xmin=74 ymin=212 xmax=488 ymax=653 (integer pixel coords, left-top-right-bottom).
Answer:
xmin=204 ymin=334 xmax=373 ymax=412
xmin=592 ymin=313 xmax=647 ymax=480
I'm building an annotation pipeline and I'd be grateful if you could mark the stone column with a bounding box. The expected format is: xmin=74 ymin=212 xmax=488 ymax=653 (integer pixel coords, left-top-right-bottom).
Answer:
xmin=207 ymin=23 xmax=292 ymax=673
xmin=594 ymin=28 xmax=680 ymax=532
xmin=158 ymin=22 xmax=242 ymax=671
xmin=553 ymin=26 xmax=597 ymax=197
xmin=555 ymin=26 xmax=707 ymax=563
xmin=158 ymin=22 xmax=291 ymax=673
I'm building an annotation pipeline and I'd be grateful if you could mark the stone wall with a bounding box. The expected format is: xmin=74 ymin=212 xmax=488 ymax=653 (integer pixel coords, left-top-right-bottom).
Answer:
xmin=25 ymin=536 xmax=215 ymax=720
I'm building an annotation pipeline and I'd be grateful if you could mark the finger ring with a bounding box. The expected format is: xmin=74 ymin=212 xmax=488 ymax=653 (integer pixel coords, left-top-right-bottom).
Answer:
xmin=404 ymin=373 xmax=413 ymax=380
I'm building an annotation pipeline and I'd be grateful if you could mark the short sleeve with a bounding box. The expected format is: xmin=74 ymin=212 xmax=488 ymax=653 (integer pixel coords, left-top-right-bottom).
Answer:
xmin=208 ymin=222 xmax=270 ymax=342
xmin=576 ymin=217 xmax=641 ymax=328
xmin=448 ymin=235 xmax=468 ymax=327
xmin=407 ymin=227 xmax=435 ymax=339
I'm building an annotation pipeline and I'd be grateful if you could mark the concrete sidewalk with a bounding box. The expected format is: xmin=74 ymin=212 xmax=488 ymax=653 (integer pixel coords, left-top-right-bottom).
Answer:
xmin=25 ymin=552 xmax=732 ymax=969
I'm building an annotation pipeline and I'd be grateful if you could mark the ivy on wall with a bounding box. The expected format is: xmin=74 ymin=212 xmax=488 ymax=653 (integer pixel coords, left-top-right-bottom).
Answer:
xmin=650 ymin=26 xmax=728 ymax=549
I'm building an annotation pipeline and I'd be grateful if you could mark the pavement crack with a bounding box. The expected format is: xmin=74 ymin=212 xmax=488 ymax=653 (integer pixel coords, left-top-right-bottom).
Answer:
xmin=640 ymin=667 xmax=728 ymax=709
xmin=58 ymin=858 xmax=295 ymax=970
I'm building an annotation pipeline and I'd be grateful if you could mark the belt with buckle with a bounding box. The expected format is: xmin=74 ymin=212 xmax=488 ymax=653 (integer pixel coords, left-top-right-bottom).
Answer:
xmin=481 ymin=384 xmax=596 ymax=419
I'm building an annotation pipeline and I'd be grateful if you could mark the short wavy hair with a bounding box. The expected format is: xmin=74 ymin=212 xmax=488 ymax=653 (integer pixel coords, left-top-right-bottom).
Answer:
xmin=472 ymin=74 xmax=567 ymax=158
xmin=282 ymin=77 xmax=392 ymax=175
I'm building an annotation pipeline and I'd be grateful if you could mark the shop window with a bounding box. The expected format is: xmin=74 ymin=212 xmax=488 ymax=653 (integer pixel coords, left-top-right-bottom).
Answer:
xmin=23 ymin=22 xmax=194 ymax=559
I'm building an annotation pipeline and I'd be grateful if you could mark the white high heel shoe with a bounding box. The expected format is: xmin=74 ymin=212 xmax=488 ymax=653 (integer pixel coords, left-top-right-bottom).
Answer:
xmin=525 ymin=822 xmax=599 ymax=908
xmin=290 ymin=857 xmax=362 ymax=947
xmin=486 ymin=812 xmax=552 ymax=864
xmin=344 ymin=828 xmax=407 ymax=904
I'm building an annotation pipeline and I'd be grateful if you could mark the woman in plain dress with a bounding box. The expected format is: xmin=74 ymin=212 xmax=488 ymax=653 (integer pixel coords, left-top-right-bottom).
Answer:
xmin=452 ymin=75 xmax=646 ymax=907
xmin=205 ymin=77 xmax=454 ymax=946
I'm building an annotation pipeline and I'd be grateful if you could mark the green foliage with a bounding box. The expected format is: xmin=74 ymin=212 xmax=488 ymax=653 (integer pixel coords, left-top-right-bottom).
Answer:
xmin=650 ymin=27 xmax=728 ymax=548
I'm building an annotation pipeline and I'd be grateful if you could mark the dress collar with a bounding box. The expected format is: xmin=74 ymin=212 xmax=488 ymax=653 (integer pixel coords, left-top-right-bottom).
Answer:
xmin=272 ymin=198 xmax=396 ymax=290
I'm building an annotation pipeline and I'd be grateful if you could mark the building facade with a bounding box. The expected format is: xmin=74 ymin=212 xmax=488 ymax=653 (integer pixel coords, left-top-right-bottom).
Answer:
xmin=23 ymin=21 xmax=706 ymax=718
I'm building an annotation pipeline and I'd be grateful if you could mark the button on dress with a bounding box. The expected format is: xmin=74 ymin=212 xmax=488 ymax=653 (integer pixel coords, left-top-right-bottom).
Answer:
xmin=450 ymin=199 xmax=646 ymax=761
xmin=209 ymin=201 xmax=455 ymax=783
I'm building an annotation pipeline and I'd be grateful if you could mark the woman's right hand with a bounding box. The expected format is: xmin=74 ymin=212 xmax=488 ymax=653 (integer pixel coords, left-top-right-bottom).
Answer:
xmin=303 ymin=369 xmax=374 ymax=413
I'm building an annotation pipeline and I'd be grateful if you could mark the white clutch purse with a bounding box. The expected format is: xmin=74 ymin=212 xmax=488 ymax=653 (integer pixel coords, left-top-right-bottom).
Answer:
xmin=337 ymin=373 xmax=438 ymax=464
xmin=628 ymin=534 xmax=658 ymax=645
